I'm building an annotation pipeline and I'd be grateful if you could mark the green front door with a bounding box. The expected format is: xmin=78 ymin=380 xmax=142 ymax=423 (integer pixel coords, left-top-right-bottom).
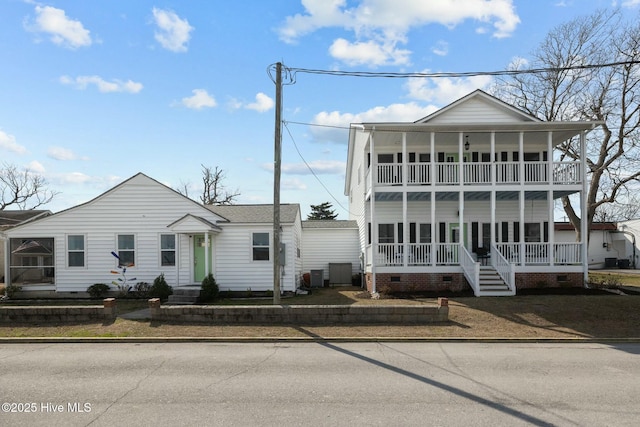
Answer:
xmin=193 ymin=235 xmax=207 ymax=283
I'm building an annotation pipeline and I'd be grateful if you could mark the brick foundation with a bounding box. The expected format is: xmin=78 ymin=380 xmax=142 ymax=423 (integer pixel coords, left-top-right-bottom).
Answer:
xmin=366 ymin=271 xmax=584 ymax=294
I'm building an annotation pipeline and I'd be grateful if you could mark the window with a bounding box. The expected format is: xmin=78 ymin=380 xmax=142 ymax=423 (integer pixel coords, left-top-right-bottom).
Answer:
xmin=378 ymin=224 xmax=395 ymax=243
xmin=378 ymin=153 xmax=394 ymax=163
xmin=67 ymin=235 xmax=85 ymax=267
xmin=525 ymin=223 xmax=541 ymax=242
xmin=419 ymin=224 xmax=432 ymax=243
xmin=9 ymin=238 xmax=55 ymax=285
xmin=117 ymin=234 xmax=135 ymax=266
xmin=252 ymin=232 xmax=269 ymax=261
xmin=160 ymin=234 xmax=176 ymax=266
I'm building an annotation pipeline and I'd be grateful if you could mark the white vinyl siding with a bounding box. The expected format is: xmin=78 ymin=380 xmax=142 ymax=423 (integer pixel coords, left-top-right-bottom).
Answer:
xmin=4 ymin=174 xmax=221 ymax=292
xmin=302 ymin=225 xmax=360 ymax=281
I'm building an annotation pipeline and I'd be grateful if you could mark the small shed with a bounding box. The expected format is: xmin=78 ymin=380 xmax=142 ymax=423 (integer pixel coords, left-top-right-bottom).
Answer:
xmin=302 ymin=220 xmax=360 ymax=286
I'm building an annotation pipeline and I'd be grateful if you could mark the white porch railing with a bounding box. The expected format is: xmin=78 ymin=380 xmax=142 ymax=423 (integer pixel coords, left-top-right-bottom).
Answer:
xmin=491 ymin=244 xmax=515 ymax=293
xmin=373 ymin=242 xmax=582 ymax=267
xmin=437 ymin=164 xmax=459 ymax=185
xmin=436 ymin=243 xmax=459 ymax=265
xmin=554 ymin=243 xmax=581 ymax=264
xmin=553 ymin=161 xmax=580 ymax=184
xmin=377 ymin=164 xmax=402 ymax=185
xmin=408 ymin=243 xmax=432 ymax=265
xmin=463 ymin=163 xmax=492 ymax=184
xmin=371 ymin=161 xmax=581 ymax=187
xmin=460 ymin=246 xmax=480 ymax=295
xmin=408 ymin=163 xmax=431 ymax=184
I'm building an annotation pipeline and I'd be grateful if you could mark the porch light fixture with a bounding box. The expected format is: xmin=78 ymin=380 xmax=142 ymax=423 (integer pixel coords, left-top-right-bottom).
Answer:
xmin=464 ymin=135 xmax=470 ymax=151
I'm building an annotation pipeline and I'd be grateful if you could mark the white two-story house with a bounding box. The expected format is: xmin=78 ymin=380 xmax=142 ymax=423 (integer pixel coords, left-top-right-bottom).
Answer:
xmin=344 ymin=90 xmax=602 ymax=296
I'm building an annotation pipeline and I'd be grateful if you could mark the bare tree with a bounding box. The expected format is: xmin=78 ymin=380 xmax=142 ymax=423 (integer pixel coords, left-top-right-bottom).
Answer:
xmin=0 ymin=163 xmax=58 ymax=210
xmin=493 ymin=9 xmax=640 ymax=240
xmin=199 ymin=165 xmax=240 ymax=205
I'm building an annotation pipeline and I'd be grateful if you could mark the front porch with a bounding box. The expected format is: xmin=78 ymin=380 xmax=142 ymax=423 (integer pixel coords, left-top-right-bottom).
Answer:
xmin=369 ymin=242 xmax=584 ymax=297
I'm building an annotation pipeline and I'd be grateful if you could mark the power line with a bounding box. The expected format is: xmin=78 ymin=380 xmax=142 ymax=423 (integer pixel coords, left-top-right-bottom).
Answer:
xmin=282 ymin=121 xmax=356 ymax=216
xmin=286 ymin=59 xmax=640 ymax=80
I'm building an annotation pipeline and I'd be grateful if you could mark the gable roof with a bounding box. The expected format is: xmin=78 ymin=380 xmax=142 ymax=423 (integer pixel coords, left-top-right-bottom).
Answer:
xmin=415 ymin=89 xmax=541 ymax=124
xmin=206 ymin=204 xmax=300 ymax=224
xmin=0 ymin=210 xmax=52 ymax=230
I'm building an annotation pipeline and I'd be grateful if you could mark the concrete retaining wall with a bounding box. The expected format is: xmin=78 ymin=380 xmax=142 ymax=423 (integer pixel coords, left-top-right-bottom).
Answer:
xmin=148 ymin=298 xmax=449 ymax=324
xmin=0 ymin=298 xmax=117 ymax=324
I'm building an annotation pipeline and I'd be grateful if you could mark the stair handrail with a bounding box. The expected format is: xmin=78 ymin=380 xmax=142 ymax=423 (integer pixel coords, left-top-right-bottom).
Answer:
xmin=460 ymin=245 xmax=480 ymax=296
xmin=491 ymin=244 xmax=515 ymax=293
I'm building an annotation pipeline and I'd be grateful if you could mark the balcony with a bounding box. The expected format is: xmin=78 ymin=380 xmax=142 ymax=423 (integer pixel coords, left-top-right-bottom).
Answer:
xmin=373 ymin=242 xmax=582 ymax=267
xmin=368 ymin=161 xmax=580 ymax=188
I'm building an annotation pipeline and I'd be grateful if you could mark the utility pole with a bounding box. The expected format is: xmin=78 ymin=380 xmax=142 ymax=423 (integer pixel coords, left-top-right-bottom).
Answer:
xmin=273 ymin=62 xmax=282 ymax=304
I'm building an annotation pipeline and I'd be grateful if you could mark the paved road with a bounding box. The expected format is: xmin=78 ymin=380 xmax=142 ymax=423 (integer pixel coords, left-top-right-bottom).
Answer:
xmin=0 ymin=341 xmax=639 ymax=426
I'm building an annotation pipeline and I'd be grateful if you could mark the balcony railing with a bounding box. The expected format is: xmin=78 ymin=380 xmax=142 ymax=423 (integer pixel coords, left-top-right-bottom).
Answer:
xmin=373 ymin=242 xmax=582 ymax=267
xmin=371 ymin=161 xmax=580 ymax=187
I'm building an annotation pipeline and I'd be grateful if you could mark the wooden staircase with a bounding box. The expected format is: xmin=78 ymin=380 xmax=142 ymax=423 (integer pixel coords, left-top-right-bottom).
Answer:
xmin=477 ymin=266 xmax=515 ymax=296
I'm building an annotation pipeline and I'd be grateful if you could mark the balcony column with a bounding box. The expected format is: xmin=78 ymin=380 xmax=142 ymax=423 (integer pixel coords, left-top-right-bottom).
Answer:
xmin=430 ymin=132 xmax=435 ymax=185
xmin=519 ymin=132 xmax=524 ymax=183
xmin=490 ymin=131 xmax=496 ymax=184
xmin=547 ymin=131 xmax=553 ymax=184
xmin=402 ymin=132 xmax=408 ymax=266
xmin=371 ymin=128 xmax=377 ymax=294
xmin=458 ymin=132 xmax=464 ymax=185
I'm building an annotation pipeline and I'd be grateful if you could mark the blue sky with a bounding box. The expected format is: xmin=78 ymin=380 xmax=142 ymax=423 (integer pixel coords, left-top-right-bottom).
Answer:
xmin=1 ymin=0 xmax=639 ymax=219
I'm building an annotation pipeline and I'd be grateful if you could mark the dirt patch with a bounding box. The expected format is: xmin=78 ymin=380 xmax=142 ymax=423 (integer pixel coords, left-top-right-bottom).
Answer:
xmin=1 ymin=286 xmax=639 ymax=339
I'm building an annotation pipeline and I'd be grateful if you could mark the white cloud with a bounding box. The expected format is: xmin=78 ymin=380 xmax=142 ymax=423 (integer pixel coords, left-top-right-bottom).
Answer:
xmin=245 ymin=93 xmax=275 ymax=112
xmin=60 ymin=75 xmax=143 ymax=93
xmin=56 ymin=172 xmax=93 ymax=184
xmin=47 ymin=146 xmax=87 ymax=161
xmin=282 ymin=160 xmax=346 ymax=175
xmin=329 ymin=38 xmax=410 ymax=66
xmin=26 ymin=160 xmax=45 ymax=173
xmin=0 ymin=129 xmax=27 ymax=154
xmin=282 ymin=178 xmax=308 ymax=190
xmin=181 ymin=89 xmax=217 ymax=110
xmin=431 ymin=40 xmax=449 ymax=56
xmin=152 ymin=8 xmax=193 ymax=52
xmin=27 ymin=5 xmax=92 ymax=49
xmin=622 ymin=0 xmax=640 ymax=7
xmin=404 ymin=73 xmax=494 ymax=104
xmin=278 ymin=0 xmax=520 ymax=66
xmin=309 ymin=102 xmax=438 ymax=144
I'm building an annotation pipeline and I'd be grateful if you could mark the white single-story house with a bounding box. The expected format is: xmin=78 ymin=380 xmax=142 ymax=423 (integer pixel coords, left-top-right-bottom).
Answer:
xmin=2 ymin=173 xmax=362 ymax=297
xmin=344 ymin=89 xmax=603 ymax=296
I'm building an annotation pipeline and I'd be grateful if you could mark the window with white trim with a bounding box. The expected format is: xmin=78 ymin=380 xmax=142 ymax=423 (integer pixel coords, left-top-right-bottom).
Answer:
xmin=117 ymin=234 xmax=135 ymax=266
xmin=67 ymin=235 xmax=85 ymax=267
xmin=252 ymin=232 xmax=269 ymax=261
xmin=160 ymin=234 xmax=176 ymax=266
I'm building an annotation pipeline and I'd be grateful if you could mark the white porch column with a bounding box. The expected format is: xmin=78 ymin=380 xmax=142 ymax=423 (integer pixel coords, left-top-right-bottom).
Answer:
xmin=580 ymin=130 xmax=589 ymax=285
xmin=431 ymin=190 xmax=437 ymax=267
xmin=548 ymin=130 xmax=554 ymax=265
xmin=519 ymin=191 xmax=525 ymax=266
xmin=490 ymin=131 xmax=496 ymax=184
xmin=458 ymin=132 xmax=464 ymax=185
xmin=204 ymin=233 xmax=210 ymax=276
xmin=370 ymin=128 xmax=377 ymax=294
xmin=548 ymin=189 xmax=555 ymax=266
xmin=430 ymin=132 xmax=435 ymax=184
xmin=402 ymin=132 xmax=408 ymax=266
